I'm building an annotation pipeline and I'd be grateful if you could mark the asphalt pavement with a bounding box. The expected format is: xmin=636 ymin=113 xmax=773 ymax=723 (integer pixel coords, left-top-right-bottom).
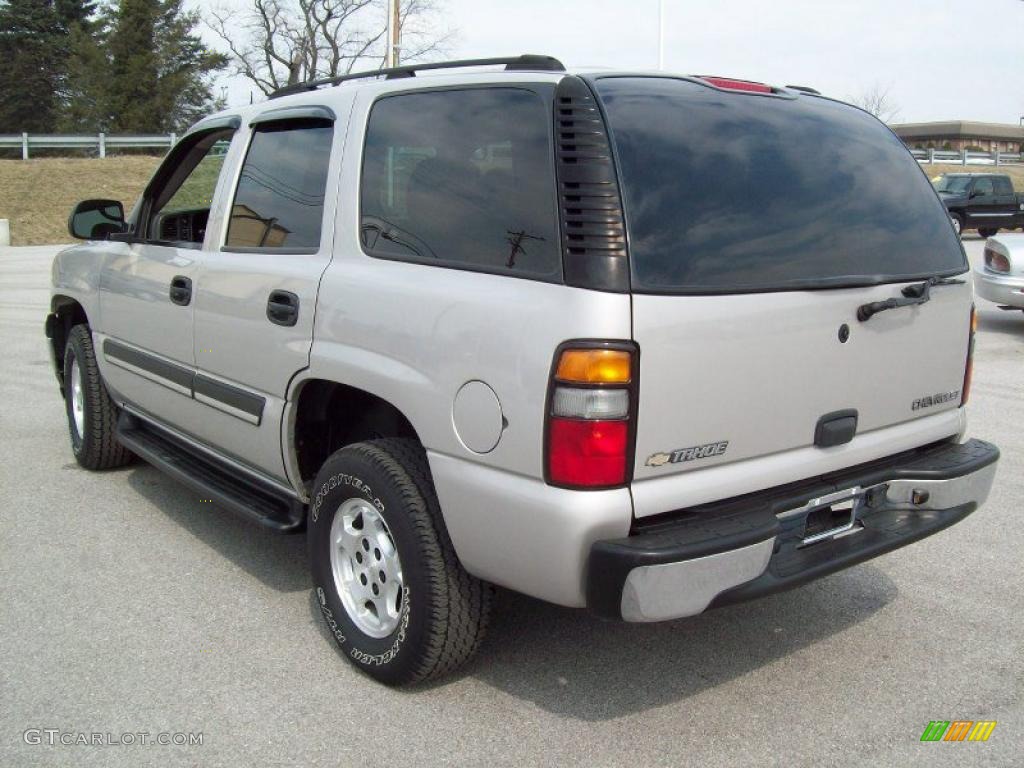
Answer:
xmin=1 ymin=239 xmax=1021 ymax=767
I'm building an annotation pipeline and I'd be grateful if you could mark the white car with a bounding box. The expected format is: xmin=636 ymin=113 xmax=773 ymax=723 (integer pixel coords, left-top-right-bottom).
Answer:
xmin=976 ymin=234 xmax=1024 ymax=310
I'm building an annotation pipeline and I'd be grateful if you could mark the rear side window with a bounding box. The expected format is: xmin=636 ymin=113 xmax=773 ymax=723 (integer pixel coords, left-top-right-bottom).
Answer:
xmin=594 ymin=77 xmax=966 ymax=293
xmin=994 ymin=176 xmax=1013 ymax=196
xmin=360 ymin=87 xmax=561 ymax=280
xmin=226 ymin=121 xmax=333 ymax=250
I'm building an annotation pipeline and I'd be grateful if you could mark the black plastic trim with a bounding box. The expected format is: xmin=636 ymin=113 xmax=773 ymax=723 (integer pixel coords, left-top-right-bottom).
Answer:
xmin=183 ymin=115 xmax=241 ymax=138
xmin=269 ymin=55 xmax=566 ymax=99
xmin=193 ymin=375 xmax=265 ymax=423
xmin=587 ymin=438 xmax=999 ymax=619
xmin=250 ymin=105 xmax=335 ymax=125
xmin=103 ymin=339 xmax=194 ymax=392
xmin=814 ymin=409 xmax=858 ymax=448
xmin=116 ymin=412 xmax=302 ymax=532
xmin=552 ymin=76 xmax=629 ymax=292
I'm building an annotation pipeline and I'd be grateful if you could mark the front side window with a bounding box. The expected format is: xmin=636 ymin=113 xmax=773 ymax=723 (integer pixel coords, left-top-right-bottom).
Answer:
xmin=360 ymin=87 xmax=560 ymax=280
xmin=226 ymin=121 xmax=333 ymax=250
xmin=147 ymin=133 xmax=232 ymax=246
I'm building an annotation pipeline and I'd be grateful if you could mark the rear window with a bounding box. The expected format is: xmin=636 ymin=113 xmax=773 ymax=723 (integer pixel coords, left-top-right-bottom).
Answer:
xmin=594 ymin=77 xmax=966 ymax=293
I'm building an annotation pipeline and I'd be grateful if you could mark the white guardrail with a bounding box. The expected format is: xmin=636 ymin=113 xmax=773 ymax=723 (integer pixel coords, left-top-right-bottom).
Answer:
xmin=910 ymin=148 xmax=1024 ymax=166
xmin=0 ymin=133 xmax=178 ymax=159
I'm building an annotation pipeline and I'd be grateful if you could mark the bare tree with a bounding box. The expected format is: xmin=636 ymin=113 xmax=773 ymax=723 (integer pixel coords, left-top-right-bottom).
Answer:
xmin=208 ymin=0 xmax=455 ymax=96
xmin=847 ymin=82 xmax=901 ymax=123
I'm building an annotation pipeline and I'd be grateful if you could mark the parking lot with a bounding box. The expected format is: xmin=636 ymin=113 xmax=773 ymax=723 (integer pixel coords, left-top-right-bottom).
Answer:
xmin=1 ymin=239 xmax=1021 ymax=767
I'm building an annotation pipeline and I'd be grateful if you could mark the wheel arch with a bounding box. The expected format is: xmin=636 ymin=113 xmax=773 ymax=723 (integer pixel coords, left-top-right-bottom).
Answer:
xmin=47 ymin=295 xmax=90 ymax=390
xmin=287 ymin=377 xmax=424 ymax=490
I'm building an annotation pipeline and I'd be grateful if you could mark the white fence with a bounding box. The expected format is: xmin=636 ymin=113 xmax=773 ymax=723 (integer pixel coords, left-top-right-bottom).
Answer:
xmin=0 ymin=133 xmax=178 ymax=159
xmin=910 ymin=148 xmax=1024 ymax=166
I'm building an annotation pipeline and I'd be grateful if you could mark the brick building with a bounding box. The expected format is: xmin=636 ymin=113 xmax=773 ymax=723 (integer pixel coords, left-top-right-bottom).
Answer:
xmin=890 ymin=121 xmax=1024 ymax=153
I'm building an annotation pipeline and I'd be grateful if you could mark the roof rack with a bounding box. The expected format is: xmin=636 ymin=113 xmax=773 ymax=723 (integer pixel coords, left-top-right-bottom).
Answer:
xmin=269 ymin=55 xmax=566 ymax=100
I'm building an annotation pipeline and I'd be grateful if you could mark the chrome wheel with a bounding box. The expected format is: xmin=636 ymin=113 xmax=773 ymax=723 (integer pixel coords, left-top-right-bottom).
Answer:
xmin=329 ymin=498 xmax=404 ymax=638
xmin=69 ymin=357 xmax=85 ymax=437
xmin=951 ymin=216 xmax=961 ymax=236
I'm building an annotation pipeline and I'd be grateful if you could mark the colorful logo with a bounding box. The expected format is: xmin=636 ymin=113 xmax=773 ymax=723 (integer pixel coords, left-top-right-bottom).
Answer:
xmin=920 ymin=721 xmax=997 ymax=742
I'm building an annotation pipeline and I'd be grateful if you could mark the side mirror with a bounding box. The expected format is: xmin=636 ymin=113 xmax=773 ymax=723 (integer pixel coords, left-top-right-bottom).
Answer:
xmin=68 ymin=199 xmax=126 ymax=240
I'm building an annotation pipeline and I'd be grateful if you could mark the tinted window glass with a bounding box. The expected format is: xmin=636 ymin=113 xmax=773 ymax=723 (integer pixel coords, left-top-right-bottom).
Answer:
xmin=973 ymin=177 xmax=994 ymax=196
xmin=361 ymin=88 xmax=560 ymax=279
xmin=595 ymin=77 xmax=965 ymax=293
xmin=148 ymin=133 xmax=232 ymax=246
xmin=994 ymin=176 xmax=1013 ymax=195
xmin=226 ymin=122 xmax=333 ymax=249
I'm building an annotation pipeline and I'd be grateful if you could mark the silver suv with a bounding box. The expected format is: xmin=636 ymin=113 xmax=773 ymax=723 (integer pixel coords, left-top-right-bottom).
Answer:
xmin=46 ymin=56 xmax=999 ymax=685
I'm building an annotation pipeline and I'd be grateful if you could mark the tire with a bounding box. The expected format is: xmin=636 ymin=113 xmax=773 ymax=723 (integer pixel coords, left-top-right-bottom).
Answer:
xmin=979 ymin=228 xmax=998 ymax=238
xmin=950 ymin=214 xmax=963 ymax=237
xmin=308 ymin=438 xmax=492 ymax=685
xmin=63 ymin=324 xmax=133 ymax=470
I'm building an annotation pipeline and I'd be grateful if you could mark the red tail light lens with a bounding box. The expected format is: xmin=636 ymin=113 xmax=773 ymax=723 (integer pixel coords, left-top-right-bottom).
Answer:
xmin=701 ymin=76 xmax=773 ymax=94
xmin=961 ymin=305 xmax=976 ymax=406
xmin=546 ymin=343 xmax=637 ymax=489
xmin=548 ymin=419 xmax=628 ymax=486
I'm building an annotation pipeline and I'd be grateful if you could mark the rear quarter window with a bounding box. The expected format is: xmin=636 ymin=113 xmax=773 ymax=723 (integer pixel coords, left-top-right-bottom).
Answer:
xmin=360 ymin=87 xmax=561 ymax=281
xmin=594 ymin=77 xmax=966 ymax=293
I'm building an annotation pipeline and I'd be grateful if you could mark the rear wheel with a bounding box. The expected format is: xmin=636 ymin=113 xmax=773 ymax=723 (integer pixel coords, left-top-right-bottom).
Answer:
xmin=950 ymin=214 xmax=963 ymax=237
xmin=63 ymin=325 xmax=133 ymax=470
xmin=979 ymin=227 xmax=998 ymax=238
xmin=308 ymin=438 xmax=492 ymax=685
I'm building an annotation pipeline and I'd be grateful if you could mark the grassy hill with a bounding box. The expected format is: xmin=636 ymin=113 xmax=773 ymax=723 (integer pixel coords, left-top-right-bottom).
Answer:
xmin=0 ymin=156 xmax=160 ymax=245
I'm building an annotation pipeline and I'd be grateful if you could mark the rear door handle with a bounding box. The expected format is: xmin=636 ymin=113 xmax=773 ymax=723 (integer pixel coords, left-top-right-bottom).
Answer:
xmin=169 ymin=275 xmax=192 ymax=306
xmin=266 ymin=290 xmax=299 ymax=327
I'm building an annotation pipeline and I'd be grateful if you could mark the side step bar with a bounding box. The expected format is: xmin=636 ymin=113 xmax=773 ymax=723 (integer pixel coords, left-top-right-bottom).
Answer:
xmin=116 ymin=412 xmax=305 ymax=533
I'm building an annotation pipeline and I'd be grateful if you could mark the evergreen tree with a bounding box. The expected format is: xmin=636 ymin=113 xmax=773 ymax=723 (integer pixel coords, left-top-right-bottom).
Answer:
xmin=0 ymin=0 xmax=64 ymax=133
xmin=106 ymin=0 xmax=226 ymax=133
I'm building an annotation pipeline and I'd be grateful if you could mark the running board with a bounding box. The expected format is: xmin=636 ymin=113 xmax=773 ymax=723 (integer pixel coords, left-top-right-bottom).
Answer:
xmin=116 ymin=412 xmax=305 ymax=533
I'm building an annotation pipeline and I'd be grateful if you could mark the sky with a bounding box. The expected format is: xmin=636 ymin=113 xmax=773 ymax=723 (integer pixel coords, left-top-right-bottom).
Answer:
xmin=193 ymin=0 xmax=1024 ymax=125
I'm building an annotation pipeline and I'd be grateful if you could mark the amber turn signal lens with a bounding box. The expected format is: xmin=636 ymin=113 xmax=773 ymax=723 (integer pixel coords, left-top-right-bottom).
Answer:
xmin=555 ymin=349 xmax=632 ymax=384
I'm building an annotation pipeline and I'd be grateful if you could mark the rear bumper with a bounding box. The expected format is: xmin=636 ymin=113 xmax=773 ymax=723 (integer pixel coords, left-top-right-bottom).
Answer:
xmin=587 ymin=438 xmax=999 ymax=622
xmin=974 ymin=267 xmax=1024 ymax=308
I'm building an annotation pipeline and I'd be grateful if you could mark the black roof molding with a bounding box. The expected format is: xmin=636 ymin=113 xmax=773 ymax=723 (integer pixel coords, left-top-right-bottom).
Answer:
xmin=269 ymin=55 xmax=566 ymax=100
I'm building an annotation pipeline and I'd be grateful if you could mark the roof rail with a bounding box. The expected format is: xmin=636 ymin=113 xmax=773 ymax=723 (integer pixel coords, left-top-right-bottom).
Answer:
xmin=269 ymin=55 xmax=566 ymax=100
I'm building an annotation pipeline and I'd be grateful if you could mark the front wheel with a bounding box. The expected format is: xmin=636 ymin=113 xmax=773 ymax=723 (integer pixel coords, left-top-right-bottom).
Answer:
xmin=63 ymin=325 xmax=133 ymax=470
xmin=950 ymin=214 xmax=963 ymax=237
xmin=308 ymin=438 xmax=492 ymax=685
xmin=979 ymin=227 xmax=999 ymax=238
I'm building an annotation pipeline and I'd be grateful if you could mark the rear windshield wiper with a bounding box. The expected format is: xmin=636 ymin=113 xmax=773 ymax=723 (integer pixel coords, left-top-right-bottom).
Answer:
xmin=857 ymin=276 xmax=966 ymax=322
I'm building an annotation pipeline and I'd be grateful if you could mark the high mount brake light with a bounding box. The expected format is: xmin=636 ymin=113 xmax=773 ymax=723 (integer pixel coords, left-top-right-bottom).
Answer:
xmin=962 ymin=305 xmax=976 ymax=406
xmin=546 ymin=344 xmax=637 ymax=489
xmin=700 ymin=76 xmax=773 ymax=94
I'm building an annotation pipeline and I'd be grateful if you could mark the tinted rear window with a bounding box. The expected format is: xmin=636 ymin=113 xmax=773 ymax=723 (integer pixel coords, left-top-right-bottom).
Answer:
xmin=595 ymin=77 xmax=966 ymax=293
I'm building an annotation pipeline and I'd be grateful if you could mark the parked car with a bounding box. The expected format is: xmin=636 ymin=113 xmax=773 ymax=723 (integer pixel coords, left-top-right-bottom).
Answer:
xmin=46 ymin=56 xmax=999 ymax=685
xmin=932 ymin=172 xmax=1024 ymax=237
xmin=975 ymin=233 xmax=1024 ymax=311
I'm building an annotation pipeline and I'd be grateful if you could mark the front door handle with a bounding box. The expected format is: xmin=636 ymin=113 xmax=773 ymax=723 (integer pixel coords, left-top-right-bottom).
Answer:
xmin=266 ymin=290 xmax=299 ymax=327
xmin=169 ymin=275 xmax=192 ymax=306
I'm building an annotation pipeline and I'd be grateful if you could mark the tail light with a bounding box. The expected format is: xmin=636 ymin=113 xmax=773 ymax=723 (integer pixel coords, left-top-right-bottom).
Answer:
xmin=961 ymin=305 xmax=976 ymax=406
xmin=546 ymin=344 xmax=637 ymax=489
xmin=984 ymin=247 xmax=1010 ymax=273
